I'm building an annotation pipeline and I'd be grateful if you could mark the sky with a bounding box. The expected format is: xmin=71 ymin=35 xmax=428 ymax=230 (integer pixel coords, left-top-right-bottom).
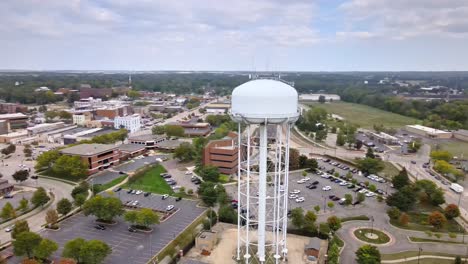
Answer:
xmin=1 ymin=0 xmax=468 ymax=71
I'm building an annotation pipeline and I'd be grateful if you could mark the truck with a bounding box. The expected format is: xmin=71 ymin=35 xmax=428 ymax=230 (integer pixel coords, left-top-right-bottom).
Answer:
xmin=450 ymin=183 xmax=464 ymax=193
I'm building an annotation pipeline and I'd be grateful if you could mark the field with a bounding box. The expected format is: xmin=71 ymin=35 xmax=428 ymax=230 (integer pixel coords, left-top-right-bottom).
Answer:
xmin=431 ymin=140 xmax=468 ymax=157
xmin=306 ymin=101 xmax=419 ymax=129
xmin=380 ymin=161 xmax=400 ymax=179
xmin=122 ymin=165 xmax=174 ymax=194
xmin=93 ymin=175 xmax=127 ymax=194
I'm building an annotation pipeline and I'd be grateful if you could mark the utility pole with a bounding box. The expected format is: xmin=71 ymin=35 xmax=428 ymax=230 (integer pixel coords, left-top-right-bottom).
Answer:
xmin=417 ymin=247 xmax=422 ymax=264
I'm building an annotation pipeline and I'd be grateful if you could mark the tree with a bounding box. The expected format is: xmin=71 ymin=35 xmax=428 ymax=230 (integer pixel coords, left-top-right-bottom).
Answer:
xmin=327 ymin=202 xmax=335 ymax=209
xmin=71 ymin=181 xmax=90 ymax=199
xmin=386 ymin=207 xmax=401 ymax=220
xmin=327 ymin=216 xmax=342 ymax=231
xmin=31 ymin=187 xmax=50 ymax=208
xmin=35 ymin=150 xmax=60 ymax=170
xmin=355 ymin=244 xmax=381 ymax=264
xmin=344 ymin=194 xmax=353 ymax=206
xmin=455 ymin=256 xmax=462 ymax=264
xmin=318 ymin=222 xmax=330 ymax=236
xmin=52 ymin=155 xmax=87 ymax=179
xmin=74 ymin=194 xmax=86 ymax=208
xmin=164 ymin=125 xmax=185 ymax=137
xmin=45 ymin=209 xmax=59 ymax=227
xmin=127 ymin=90 xmax=141 ymax=99
xmin=355 ymin=140 xmax=363 ymax=150
xmin=12 ymin=220 xmax=30 ymax=239
xmin=357 ymin=193 xmax=366 ymax=203
xmin=79 ymin=240 xmax=112 ymax=264
xmin=218 ymin=205 xmax=237 ymax=224
xmin=366 ymin=147 xmax=375 ymax=159
xmin=59 ymin=259 xmax=77 ymax=264
xmin=315 ymin=129 xmax=327 ymax=141
xmin=303 ymin=211 xmax=317 ymax=233
xmin=23 ymin=147 xmax=32 ymax=158
xmin=1 ymin=202 xmax=16 ymax=220
xmin=62 ymin=238 xmax=86 ymax=263
xmin=415 ymin=179 xmax=446 ymax=206
xmin=152 ymin=125 xmax=166 ymax=135
xmin=392 ymin=168 xmax=410 ymax=190
xmin=34 ymin=239 xmax=58 ymax=261
xmin=299 ymin=155 xmax=308 ymax=168
xmin=356 ymin=157 xmax=384 ymax=174
xmin=444 ymin=204 xmax=461 ymax=220
xmin=318 ymin=95 xmax=326 ymax=103
xmin=289 ymin=148 xmax=300 ymax=170
xmin=13 ymin=231 xmax=42 ymax=259
xmin=305 ymin=158 xmax=318 ymax=172
xmin=386 ymin=185 xmax=416 ymax=211
xmin=433 ymin=160 xmax=454 ymax=175
xmin=336 ymin=131 xmax=346 ymax=146
xmin=136 ymin=208 xmax=160 ymax=228
xmin=314 ymin=205 xmax=320 ymax=213
xmin=12 ymin=170 xmax=29 ymax=182
xmin=430 ymin=150 xmax=453 ymax=162
xmin=82 ymin=195 xmax=123 ymax=222
xmin=328 ymin=243 xmax=340 ymax=264
xmin=198 ymin=165 xmax=220 ymax=182
xmin=369 ymin=184 xmax=377 ymax=192
xmin=123 ymin=210 xmax=138 ymax=226
xmin=291 ymin=207 xmax=304 ymax=229
xmin=428 ymin=211 xmax=447 ymax=230
xmin=173 ymin=142 xmax=195 ymax=162
xmin=197 ymin=182 xmax=220 ymax=206
xmin=398 ymin=213 xmax=410 ymax=226
xmin=18 ymin=198 xmax=29 ymax=211
xmin=57 ymin=198 xmax=73 ymax=215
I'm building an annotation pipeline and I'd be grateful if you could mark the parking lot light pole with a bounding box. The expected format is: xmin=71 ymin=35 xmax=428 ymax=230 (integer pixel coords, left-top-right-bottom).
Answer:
xmin=322 ymin=195 xmax=326 ymax=213
xmin=370 ymin=216 xmax=375 ymax=235
xmin=417 ymin=246 xmax=422 ymax=264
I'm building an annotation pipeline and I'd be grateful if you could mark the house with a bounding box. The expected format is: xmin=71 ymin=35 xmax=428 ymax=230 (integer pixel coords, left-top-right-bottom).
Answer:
xmin=60 ymin=143 xmax=121 ymax=175
xmin=304 ymin=238 xmax=327 ymax=263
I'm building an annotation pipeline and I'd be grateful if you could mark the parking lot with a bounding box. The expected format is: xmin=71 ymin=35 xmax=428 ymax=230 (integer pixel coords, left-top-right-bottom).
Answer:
xmin=5 ymin=193 xmax=206 ymax=264
xmin=0 ymin=191 xmax=33 ymax=208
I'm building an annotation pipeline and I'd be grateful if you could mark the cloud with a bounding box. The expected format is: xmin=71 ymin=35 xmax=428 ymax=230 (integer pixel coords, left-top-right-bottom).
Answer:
xmin=339 ymin=0 xmax=468 ymax=39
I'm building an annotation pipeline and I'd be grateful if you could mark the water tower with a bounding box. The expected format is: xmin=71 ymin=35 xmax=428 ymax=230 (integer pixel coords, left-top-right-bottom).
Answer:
xmin=230 ymin=78 xmax=299 ymax=263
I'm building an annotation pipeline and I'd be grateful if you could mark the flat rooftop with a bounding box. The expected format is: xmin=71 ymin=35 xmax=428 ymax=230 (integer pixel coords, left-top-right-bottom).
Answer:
xmin=0 ymin=113 xmax=28 ymax=119
xmin=129 ymin=134 xmax=165 ymax=142
xmin=406 ymin=124 xmax=451 ymax=134
xmin=118 ymin=144 xmax=146 ymax=152
xmin=60 ymin=143 xmax=117 ymax=156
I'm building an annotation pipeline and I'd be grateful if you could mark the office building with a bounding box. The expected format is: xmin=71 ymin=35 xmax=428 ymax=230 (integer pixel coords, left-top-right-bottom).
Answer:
xmin=60 ymin=143 xmax=120 ymax=175
xmin=114 ymin=114 xmax=141 ymax=133
xmin=0 ymin=113 xmax=28 ymax=130
xmin=203 ymin=132 xmax=238 ymax=174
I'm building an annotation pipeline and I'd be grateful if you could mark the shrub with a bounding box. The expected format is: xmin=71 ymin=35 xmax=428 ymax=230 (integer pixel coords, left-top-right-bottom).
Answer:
xmin=425 ymin=231 xmax=433 ymax=237
xmin=387 ymin=207 xmax=401 ymax=220
xmin=449 ymin=232 xmax=457 ymax=239
xmin=398 ymin=213 xmax=409 ymax=226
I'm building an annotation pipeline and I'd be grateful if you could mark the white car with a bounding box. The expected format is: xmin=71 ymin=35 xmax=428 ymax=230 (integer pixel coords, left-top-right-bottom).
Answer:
xmin=185 ymin=171 xmax=192 ymax=175
xmin=162 ymin=194 xmax=169 ymax=200
xmin=166 ymin=205 xmax=175 ymax=211
xmin=131 ymin=200 xmax=139 ymax=206
xmin=303 ymin=177 xmax=310 ymax=181
xmin=297 ymin=179 xmax=306 ymax=184
xmin=359 ymin=189 xmax=367 ymax=194
xmin=365 ymin=192 xmax=375 ymax=197
xmin=289 ymin=194 xmax=299 ymax=199
xmin=339 ymin=181 xmax=348 ymax=186
xmin=135 ymin=190 xmax=143 ymax=195
xmin=290 ymin=189 xmax=301 ymax=194
xmin=322 ymin=186 xmax=332 ymax=191
xmin=5 ymin=225 xmax=14 ymax=232
xmin=295 ymin=197 xmax=305 ymax=203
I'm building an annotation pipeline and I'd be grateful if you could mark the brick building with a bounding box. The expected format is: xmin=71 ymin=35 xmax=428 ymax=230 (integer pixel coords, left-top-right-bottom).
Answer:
xmin=60 ymin=143 xmax=121 ymax=175
xmin=0 ymin=113 xmax=28 ymax=130
xmin=0 ymin=103 xmax=27 ymax=114
xmin=203 ymin=132 xmax=238 ymax=174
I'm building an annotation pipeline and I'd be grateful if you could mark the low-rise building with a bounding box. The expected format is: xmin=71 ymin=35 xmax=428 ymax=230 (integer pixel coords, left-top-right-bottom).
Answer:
xmin=173 ymin=121 xmax=212 ymax=137
xmin=60 ymin=143 xmax=121 ymax=175
xmin=0 ymin=102 xmax=27 ymax=114
xmin=0 ymin=130 xmax=29 ymax=143
xmin=304 ymin=237 xmax=327 ymax=263
xmin=73 ymin=111 xmax=93 ymax=125
xmin=299 ymin=94 xmax=341 ymax=102
xmin=118 ymin=144 xmax=146 ymax=160
xmin=128 ymin=134 xmax=166 ymax=149
xmin=195 ymin=231 xmax=218 ymax=254
xmin=27 ymin=122 xmax=67 ymax=136
xmin=404 ymin=124 xmax=452 ymax=139
xmin=0 ymin=113 xmax=28 ymax=130
xmin=205 ymin=103 xmax=230 ymax=114
xmin=203 ymin=132 xmax=238 ymax=174
xmin=114 ymin=114 xmax=141 ymax=133
xmin=454 ymin=130 xmax=468 ymax=142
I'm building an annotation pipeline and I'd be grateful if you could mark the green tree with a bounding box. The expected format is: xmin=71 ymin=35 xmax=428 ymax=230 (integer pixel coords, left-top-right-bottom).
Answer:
xmin=62 ymin=238 xmax=86 ymax=263
xmin=303 ymin=211 xmax=317 ymax=234
xmin=355 ymin=244 xmax=381 ymax=264
xmin=152 ymin=125 xmax=166 ymax=135
xmin=173 ymin=142 xmax=195 ymax=162
xmin=13 ymin=231 xmax=42 ymax=259
xmin=12 ymin=170 xmax=29 ymax=182
xmin=136 ymin=208 xmax=160 ymax=228
xmin=218 ymin=205 xmax=237 ymax=224
xmin=35 ymin=150 xmax=60 ymax=170
xmin=344 ymin=194 xmax=353 ymax=206
xmin=430 ymin=150 xmax=453 ymax=162
xmin=327 ymin=202 xmax=335 ymax=209
xmin=357 ymin=192 xmax=366 ymax=203
xmin=127 ymin=90 xmax=141 ymax=99
xmin=392 ymin=168 xmax=410 ymax=190
xmin=1 ymin=202 xmax=16 ymax=220
xmin=328 ymin=243 xmax=340 ymax=264
xmin=82 ymin=195 xmax=123 ymax=222
xmin=291 ymin=207 xmax=305 ymax=229
xmin=74 ymin=194 xmax=86 ymax=208
xmin=315 ymin=130 xmax=327 ymax=141
xmin=415 ymin=179 xmax=446 ymax=206
xmin=444 ymin=204 xmax=461 ymax=220
xmin=34 ymin=239 xmax=58 ymax=261
xmin=12 ymin=220 xmax=30 ymax=239
xmin=386 ymin=185 xmax=416 ymax=211
xmin=428 ymin=211 xmax=447 ymax=230
xmin=52 ymin=155 xmax=87 ymax=179
xmin=305 ymin=158 xmax=318 ymax=172
xmin=18 ymin=198 xmax=29 ymax=211
xmin=314 ymin=205 xmax=320 ymax=213
xmin=31 ymin=187 xmax=50 ymax=208
xmin=356 ymin=158 xmax=384 ymax=175
xmin=197 ymin=182 xmax=219 ymax=206
xmin=198 ymin=165 xmax=220 ymax=182
xmin=327 ymin=216 xmax=342 ymax=231
xmin=455 ymin=256 xmax=462 ymax=264
xmin=318 ymin=95 xmax=326 ymax=103
xmin=386 ymin=207 xmax=401 ymax=220
xmin=57 ymin=198 xmax=73 ymax=215
xmin=318 ymin=222 xmax=331 ymax=236
xmin=365 ymin=147 xmax=375 ymax=159
xmin=164 ymin=125 xmax=185 ymax=137
xmin=80 ymin=240 xmax=112 ymax=264
xmin=123 ymin=210 xmax=138 ymax=226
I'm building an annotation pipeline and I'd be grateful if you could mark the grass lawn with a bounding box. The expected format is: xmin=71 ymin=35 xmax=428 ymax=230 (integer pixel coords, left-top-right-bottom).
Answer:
xmin=306 ymin=101 xmax=419 ymax=129
xmin=399 ymin=259 xmax=459 ymax=264
xmin=390 ymin=210 xmax=464 ymax=233
xmin=218 ymin=174 xmax=231 ymax=183
xmin=380 ymin=161 xmax=400 ymax=180
xmin=354 ymin=228 xmax=390 ymax=244
xmin=340 ymin=215 xmax=370 ymax=222
xmin=431 ymin=140 xmax=468 ymax=157
xmin=122 ymin=165 xmax=174 ymax=195
xmin=93 ymin=175 xmax=127 ymax=194
xmin=409 ymin=236 xmax=465 ymax=244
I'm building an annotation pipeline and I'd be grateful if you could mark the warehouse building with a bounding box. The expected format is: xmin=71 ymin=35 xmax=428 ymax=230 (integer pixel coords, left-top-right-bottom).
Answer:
xmin=404 ymin=124 xmax=452 ymax=139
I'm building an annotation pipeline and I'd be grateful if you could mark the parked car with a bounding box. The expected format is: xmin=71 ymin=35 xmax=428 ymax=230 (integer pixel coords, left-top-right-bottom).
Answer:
xmin=94 ymin=224 xmax=106 ymax=230
xmin=113 ymin=187 xmax=122 ymax=192
xmin=166 ymin=205 xmax=175 ymax=211
xmin=127 ymin=189 xmax=133 ymax=194
xmin=4 ymin=225 xmax=14 ymax=232
xmin=290 ymin=189 xmax=301 ymax=194
xmin=329 ymin=195 xmax=335 ymax=199
xmin=322 ymin=186 xmax=332 ymax=191
xmin=144 ymin=192 xmax=150 ymax=197
xmin=312 ymin=181 xmax=319 ymax=185
xmin=128 ymin=227 xmax=137 ymax=233
xmin=175 ymin=197 xmax=182 ymax=202
xmin=295 ymin=197 xmax=305 ymax=203
xmin=4 ymin=193 xmax=13 ymax=199
xmin=308 ymin=185 xmax=317 ymax=190
xmin=162 ymin=194 xmax=169 ymax=200
xmin=289 ymin=194 xmax=299 ymax=199
xmin=135 ymin=190 xmax=143 ymax=195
